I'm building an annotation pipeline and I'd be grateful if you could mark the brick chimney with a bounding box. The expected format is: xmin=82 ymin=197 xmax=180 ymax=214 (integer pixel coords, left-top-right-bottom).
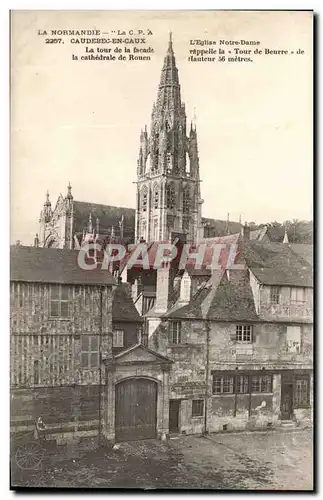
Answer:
xmin=155 ymin=264 xmax=174 ymax=314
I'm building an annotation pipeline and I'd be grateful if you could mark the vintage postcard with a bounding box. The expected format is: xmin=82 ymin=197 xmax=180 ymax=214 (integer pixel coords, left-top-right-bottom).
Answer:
xmin=10 ymin=10 xmax=313 ymax=490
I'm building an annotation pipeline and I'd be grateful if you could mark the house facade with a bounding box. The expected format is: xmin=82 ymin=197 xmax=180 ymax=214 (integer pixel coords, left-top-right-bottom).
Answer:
xmin=145 ymin=240 xmax=313 ymax=435
xmin=10 ymin=246 xmax=173 ymax=445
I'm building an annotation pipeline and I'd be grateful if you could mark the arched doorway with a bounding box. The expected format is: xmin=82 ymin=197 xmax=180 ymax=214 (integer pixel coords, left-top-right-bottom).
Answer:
xmin=115 ymin=378 xmax=157 ymax=442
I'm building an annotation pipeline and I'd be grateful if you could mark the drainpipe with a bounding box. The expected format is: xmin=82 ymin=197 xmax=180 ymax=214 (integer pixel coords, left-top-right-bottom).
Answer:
xmin=204 ymin=320 xmax=211 ymax=435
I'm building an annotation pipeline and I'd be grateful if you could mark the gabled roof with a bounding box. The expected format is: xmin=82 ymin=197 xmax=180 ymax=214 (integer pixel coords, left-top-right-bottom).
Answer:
xmin=242 ymin=241 xmax=313 ymax=287
xmin=112 ymin=283 xmax=143 ymax=323
xmin=10 ymin=246 xmax=116 ymax=286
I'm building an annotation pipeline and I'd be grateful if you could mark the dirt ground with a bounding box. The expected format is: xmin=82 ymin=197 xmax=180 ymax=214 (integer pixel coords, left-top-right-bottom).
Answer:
xmin=11 ymin=427 xmax=313 ymax=490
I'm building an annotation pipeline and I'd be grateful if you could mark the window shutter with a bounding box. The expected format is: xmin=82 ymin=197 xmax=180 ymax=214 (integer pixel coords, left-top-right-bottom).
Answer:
xmin=251 ymin=327 xmax=255 ymax=344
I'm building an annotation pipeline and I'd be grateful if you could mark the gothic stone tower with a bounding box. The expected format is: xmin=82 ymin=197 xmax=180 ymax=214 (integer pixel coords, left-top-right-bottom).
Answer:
xmin=135 ymin=34 xmax=203 ymax=245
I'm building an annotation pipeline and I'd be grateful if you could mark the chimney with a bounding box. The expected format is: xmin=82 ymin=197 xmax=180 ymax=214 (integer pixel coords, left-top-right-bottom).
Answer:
xmin=155 ymin=264 xmax=174 ymax=314
xmin=240 ymin=222 xmax=250 ymax=240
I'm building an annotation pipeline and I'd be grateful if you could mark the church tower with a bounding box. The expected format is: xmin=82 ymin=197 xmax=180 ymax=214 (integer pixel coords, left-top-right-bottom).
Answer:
xmin=135 ymin=33 xmax=203 ymax=244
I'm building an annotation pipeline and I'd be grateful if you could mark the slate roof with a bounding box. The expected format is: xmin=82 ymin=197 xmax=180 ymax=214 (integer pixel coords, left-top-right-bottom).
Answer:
xmin=73 ymin=201 xmax=135 ymax=242
xmin=112 ymin=283 xmax=143 ymax=323
xmin=166 ymin=270 xmax=258 ymax=322
xmin=10 ymin=246 xmax=116 ymax=286
xmin=242 ymin=241 xmax=313 ymax=287
xmin=289 ymin=244 xmax=313 ymax=267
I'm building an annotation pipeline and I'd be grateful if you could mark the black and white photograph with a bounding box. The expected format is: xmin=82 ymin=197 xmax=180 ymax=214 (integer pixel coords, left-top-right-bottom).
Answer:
xmin=9 ymin=10 xmax=313 ymax=490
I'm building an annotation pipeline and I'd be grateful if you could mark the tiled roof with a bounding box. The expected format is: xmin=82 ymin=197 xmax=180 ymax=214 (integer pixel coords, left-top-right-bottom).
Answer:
xmin=206 ymin=274 xmax=258 ymax=321
xmin=112 ymin=283 xmax=143 ymax=323
xmin=10 ymin=246 xmax=116 ymax=286
xmin=242 ymin=241 xmax=313 ymax=287
xmin=289 ymin=244 xmax=313 ymax=267
xmin=73 ymin=201 xmax=135 ymax=242
xmin=166 ymin=270 xmax=258 ymax=322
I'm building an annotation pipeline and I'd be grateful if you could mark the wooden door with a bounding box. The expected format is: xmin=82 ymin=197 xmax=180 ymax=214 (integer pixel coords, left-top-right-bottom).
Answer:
xmin=169 ymin=400 xmax=180 ymax=433
xmin=115 ymin=378 xmax=157 ymax=442
xmin=281 ymin=374 xmax=294 ymax=420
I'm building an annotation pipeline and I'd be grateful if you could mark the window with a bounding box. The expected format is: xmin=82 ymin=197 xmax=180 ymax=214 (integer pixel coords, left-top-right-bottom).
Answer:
xmin=270 ymin=286 xmax=280 ymax=305
xmin=286 ymin=326 xmax=301 ymax=353
xmin=154 ymin=189 xmax=159 ymax=209
xmin=113 ymin=330 xmax=124 ymax=348
xmin=236 ymin=375 xmax=249 ymax=394
xmin=183 ymin=188 xmax=190 ymax=214
xmin=141 ymin=187 xmax=148 ymax=212
xmin=81 ymin=335 xmax=99 ymax=368
xmin=294 ymin=377 xmax=310 ymax=408
xmin=166 ymin=184 xmax=175 ymax=209
xmin=213 ymin=375 xmax=234 ymax=394
xmin=290 ymin=287 xmax=305 ymax=304
xmin=251 ymin=375 xmax=272 ymax=393
xmin=169 ymin=321 xmax=181 ymax=344
xmin=192 ymin=399 xmax=204 ymax=417
xmin=50 ymin=285 xmax=69 ymax=318
xmin=236 ymin=325 xmax=252 ymax=343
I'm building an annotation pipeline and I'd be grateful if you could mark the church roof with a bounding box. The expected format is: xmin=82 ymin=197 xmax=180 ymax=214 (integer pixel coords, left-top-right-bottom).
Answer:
xmin=10 ymin=245 xmax=116 ymax=286
xmin=73 ymin=200 xmax=135 ymax=243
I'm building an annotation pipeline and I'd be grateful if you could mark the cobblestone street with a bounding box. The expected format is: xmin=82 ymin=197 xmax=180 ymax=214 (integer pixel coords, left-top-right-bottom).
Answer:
xmin=11 ymin=428 xmax=313 ymax=490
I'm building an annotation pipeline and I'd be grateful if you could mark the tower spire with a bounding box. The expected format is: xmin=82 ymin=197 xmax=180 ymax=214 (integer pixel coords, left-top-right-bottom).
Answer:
xmin=156 ymin=34 xmax=180 ymax=111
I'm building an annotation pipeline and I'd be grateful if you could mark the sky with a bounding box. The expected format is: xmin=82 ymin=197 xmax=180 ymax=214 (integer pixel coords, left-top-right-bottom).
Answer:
xmin=10 ymin=10 xmax=313 ymax=245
